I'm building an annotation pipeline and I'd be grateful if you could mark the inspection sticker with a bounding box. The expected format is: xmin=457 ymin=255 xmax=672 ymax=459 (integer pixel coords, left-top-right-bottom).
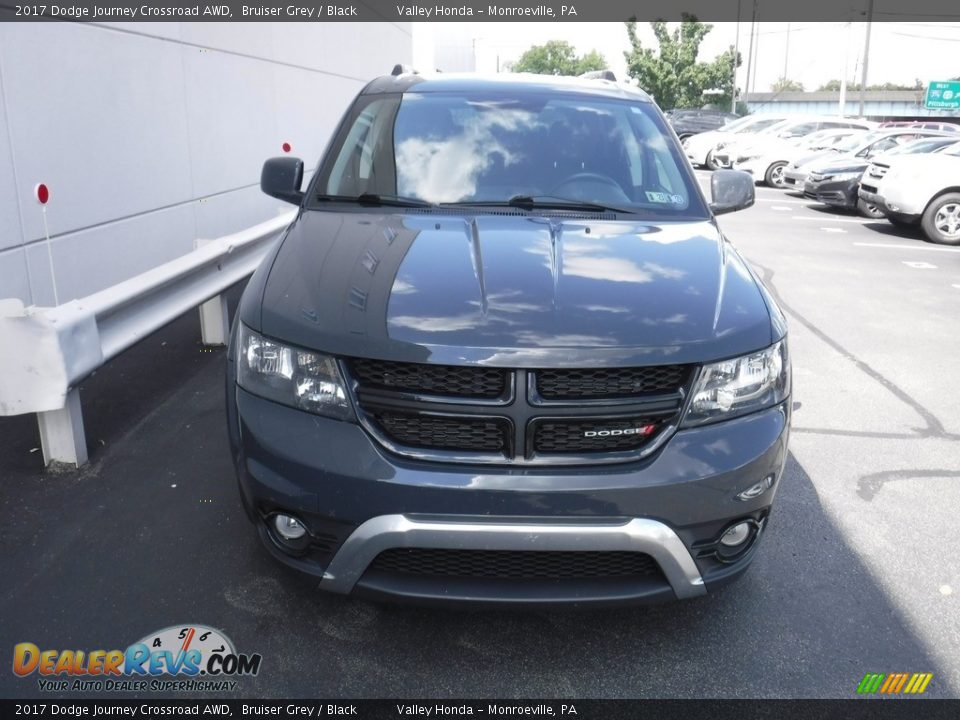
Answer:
xmin=646 ymin=191 xmax=684 ymax=205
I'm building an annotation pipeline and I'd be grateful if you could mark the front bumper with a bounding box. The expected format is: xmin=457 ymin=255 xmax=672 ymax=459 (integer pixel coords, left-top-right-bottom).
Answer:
xmin=229 ymin=386 xmax=790 ymax=605
xmin=732 ymin=157 xmax=770 ymax=178
xmin=803 ymin=177 xmax=859 ymax=209
xmin=782 ymin=168 xmax=807 ymax=190
xmin=711 ymin=150 xmax=734 ymax=168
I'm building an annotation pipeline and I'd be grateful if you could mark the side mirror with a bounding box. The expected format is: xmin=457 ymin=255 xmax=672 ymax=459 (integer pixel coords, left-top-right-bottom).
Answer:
xmin=710 ymin=169 xmax=755 ymax=215
xmin=261 ymin=157 xmax=304 ymax=205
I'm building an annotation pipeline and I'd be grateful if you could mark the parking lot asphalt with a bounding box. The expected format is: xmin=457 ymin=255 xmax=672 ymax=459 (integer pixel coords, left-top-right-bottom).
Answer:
xmin=2 ymin=178 xmax=958 ymax=699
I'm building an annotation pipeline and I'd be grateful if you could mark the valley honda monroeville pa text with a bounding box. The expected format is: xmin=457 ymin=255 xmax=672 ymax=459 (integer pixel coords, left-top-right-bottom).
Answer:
xmin=226 ymin=69 xmax=791 ymax=605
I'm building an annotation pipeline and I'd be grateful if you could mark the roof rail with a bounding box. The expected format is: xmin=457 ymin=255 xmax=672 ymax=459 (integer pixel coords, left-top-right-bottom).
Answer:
xmin=391 ymin=64 xmax=417 ymax=76
xmin=580 ymin=69 xmax=617 ymax=82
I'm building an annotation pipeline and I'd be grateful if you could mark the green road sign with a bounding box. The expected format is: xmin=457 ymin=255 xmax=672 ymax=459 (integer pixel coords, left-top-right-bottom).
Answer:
xmin=925 ymin=81 xmax=960 ymax=110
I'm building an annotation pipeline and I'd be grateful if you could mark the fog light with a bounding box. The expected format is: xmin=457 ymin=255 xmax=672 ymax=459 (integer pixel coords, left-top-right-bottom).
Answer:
xmin=720 ymin=522 xmax=752 ymax=547
xmin=737 ymin=474 xmax=775 ymax=501
xmin=273 ymin=514 xmax=307 ymax=541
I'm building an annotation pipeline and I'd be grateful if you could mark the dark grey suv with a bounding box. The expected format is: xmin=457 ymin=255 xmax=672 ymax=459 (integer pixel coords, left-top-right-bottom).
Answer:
xmin=226 ymin=71 xmax=791 ymax=606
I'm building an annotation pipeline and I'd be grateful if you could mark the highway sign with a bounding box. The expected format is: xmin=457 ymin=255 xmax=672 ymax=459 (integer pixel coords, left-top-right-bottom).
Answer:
xmin=925 ymin=81 xmax=960 ymax=110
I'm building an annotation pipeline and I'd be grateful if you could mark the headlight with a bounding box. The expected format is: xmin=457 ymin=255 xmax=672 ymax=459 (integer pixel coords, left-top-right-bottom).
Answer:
xmin=682 ymin=339 xmax=790 ymax=427
xmin=237 ymin=324 xmax=352 ymax=420
xmin=827 ymin=171 xmax=864 ymax=182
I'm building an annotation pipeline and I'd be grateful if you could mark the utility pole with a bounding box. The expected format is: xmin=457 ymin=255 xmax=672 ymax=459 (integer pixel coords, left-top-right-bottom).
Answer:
xmin=749 ymin=7 xmax=762 ymax=94
xmin=839 ymin=23 xmax=850 ymax=117
xmin=783 ymin=22 xmax=791 ymax=81
xmin=859 ymin=0 xmax=874 ymax=118
xmin=744 ymin=0 xmax=757 ymax=96
xmin=732 ymin=0 xmax=741 ymax=112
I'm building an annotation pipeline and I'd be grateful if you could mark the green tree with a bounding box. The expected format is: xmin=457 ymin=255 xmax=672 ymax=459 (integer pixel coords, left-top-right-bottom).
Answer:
xmin=817 ymin=79 xmax=925 ymax=92
xmin=771 ymin=77 xmax=804 ymax=92
xmin=623 ymin=16 xmax=741 ymax=110
xmin=513 ymin=40 xmax=607 ymax=76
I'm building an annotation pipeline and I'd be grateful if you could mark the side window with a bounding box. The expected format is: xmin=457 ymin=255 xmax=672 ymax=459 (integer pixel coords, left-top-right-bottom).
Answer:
xmin=326 ymin=99 xmax=397 ymax=196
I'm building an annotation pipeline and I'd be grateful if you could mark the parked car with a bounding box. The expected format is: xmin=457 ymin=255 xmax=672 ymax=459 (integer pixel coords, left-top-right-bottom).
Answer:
xmin=784 ymin=128 xmax=952 ymax=195
xmin=683 ymin=114 xmax=788 ymax=169
xmin=879 ymin=120 xmax=960 ymax=132
xmin=857 ymin=138 xmax=960 ymax=218
xmin=228 ymin=71 xmax=790 ymax=606
xmin=667 ymin=109 xmax=741 ymax=140
xmin=712 ymin=117 xmax=875 ymax=175
xmin=731 ymin=124 xmax=876 ymax=187
xmin=859 ymin=141 xmax=960 ymax=242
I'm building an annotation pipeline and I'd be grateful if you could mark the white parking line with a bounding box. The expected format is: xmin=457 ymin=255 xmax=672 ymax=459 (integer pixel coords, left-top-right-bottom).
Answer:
xmin=822 ymin=228 xmax=846 ymax=233
xmin=854 ymin=242 xmax=960 ymax=253
xmin=952 ymin=284 xmax=960 ymax=290
xmin=902 ymin=261 xmax=938 ymax=269
xmin=792 ymin=216 xmax=873 ymax=224
xmin=754 ymin=197 xmax=810 ymax=205
xmin=771 ymin=206 xmax=792 ymax=211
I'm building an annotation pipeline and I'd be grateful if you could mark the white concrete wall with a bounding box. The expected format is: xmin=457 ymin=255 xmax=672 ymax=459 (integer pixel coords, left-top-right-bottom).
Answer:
xmin=0 ymin=21 xmax=412 ymax=306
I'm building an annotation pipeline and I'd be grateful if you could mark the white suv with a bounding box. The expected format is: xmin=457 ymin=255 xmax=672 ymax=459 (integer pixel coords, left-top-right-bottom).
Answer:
xmin=860 ymin=142 xmax=960 ymax=244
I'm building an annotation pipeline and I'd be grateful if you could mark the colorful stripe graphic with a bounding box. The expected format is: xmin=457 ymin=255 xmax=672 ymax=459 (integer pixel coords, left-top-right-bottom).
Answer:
xmin=857 ymin=673 xmax=933 ymax=694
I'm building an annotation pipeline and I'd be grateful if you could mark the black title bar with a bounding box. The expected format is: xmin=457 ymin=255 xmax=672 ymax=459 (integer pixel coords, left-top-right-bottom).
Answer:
xmin=3 ymin=0 xmax=960 ymax=22
xmin=2 ymin=700 xmax=960 ymax=720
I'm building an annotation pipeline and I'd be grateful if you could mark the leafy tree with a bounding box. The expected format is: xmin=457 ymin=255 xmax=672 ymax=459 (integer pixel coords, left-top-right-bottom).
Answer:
xmin=817 ymin=78 xmax=925 ymax=92
xmin=623 ymin=16 xmax=741 ymax=110
xmin=771 ymin=77 xmax=804 ymax=92
xmin=513 ymin=40 xmax=607 ymax=76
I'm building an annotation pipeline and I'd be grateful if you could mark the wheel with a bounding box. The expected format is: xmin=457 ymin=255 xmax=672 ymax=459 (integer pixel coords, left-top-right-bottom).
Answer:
xmin=921 ymin=192 xmax=960 ymax=245
xmin=857 ymin=198 xmax=886 ymax=219
xmin=764 ymin=161 xmax=788 ymax=188
xmin=705 ymin=150 xmax=722 ymax=171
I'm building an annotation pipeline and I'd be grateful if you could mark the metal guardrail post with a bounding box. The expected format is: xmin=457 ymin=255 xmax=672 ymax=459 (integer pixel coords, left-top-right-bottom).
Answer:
xmin=0 ymin=210 xmax=296 ymax=469
xmin=37 ymin=387 xmax=87 ymax=467
xmin=195 ymin=238 xmax=231 ymax=345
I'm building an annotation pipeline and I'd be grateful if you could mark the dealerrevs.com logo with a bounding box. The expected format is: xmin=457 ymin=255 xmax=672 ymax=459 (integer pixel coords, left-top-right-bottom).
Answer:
xmin=12 ymin=624 xmax=262 ymax=693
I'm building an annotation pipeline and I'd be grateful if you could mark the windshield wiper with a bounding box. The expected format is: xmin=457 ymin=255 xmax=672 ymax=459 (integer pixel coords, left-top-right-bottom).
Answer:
xmin=444 ymin=195 xmax=635 ymax=214
xmin=315 ymin=192 xmax=433 ymax=208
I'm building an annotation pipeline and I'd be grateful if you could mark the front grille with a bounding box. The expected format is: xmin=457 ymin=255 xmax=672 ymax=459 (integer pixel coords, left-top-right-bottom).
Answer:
xmin=346 ymin=358 xmax=694 ymax=464
xmin=375 ymin=413 xmax=508 ymax=453
xmin=348 ymin=358 xmax=506 ymax=398
xmin=532 ymin=418 xmax=661 ymax=454
xmin=369 ymin=548 xmax=662 ymax=580
xmin=536 ymin=366 xmax=689 ymax=400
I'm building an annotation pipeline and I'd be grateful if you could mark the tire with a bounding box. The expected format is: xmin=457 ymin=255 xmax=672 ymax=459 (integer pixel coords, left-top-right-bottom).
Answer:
xmin=764 ymin=161 xmax=788 ymax=188
xmin=857 ymin=198 xmax=886 ymax=219
xmin=705 ymin=150 xmax=721 ymax=171
xmin=921 ymin=192 xmax=960 ymax=245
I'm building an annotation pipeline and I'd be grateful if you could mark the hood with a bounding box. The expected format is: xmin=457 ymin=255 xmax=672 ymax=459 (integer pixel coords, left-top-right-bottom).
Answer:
xmin=882 ymin=152 xmax=960 ymax=174
xmin=256 ymin=210 xmax=775 ymax=367
xmin=809 ymin=155 xmax=870 ymax=175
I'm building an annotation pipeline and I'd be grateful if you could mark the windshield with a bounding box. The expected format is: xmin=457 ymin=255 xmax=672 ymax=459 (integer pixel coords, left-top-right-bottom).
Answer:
xmin=892 ymin=138 xmax=953 ymax=154
xmin=719 ymin=114 xmax=763 ymax=134
xmin=315 ymin=91 xmax=707 ymax=217
xmin=834 ymin=131 xmax=882 ymax=152
xmin=734 ymin=117 xmax=784 ymax=135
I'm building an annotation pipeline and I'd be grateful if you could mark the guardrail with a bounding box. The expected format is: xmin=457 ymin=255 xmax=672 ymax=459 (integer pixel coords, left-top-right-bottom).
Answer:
xmin=0 ymin=210 xmax=297 ymax=467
